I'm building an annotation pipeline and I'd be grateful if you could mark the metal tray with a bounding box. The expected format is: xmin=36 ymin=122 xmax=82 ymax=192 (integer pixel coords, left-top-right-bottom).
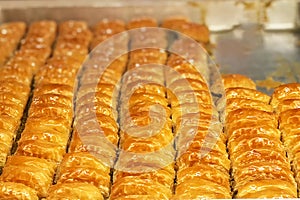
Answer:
xmin=1 ymin=0 xmax=299 ymax=94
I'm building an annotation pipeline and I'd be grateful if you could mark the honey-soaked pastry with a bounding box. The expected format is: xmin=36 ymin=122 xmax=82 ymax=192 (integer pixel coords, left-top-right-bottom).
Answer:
xmin=22 ymin=20 xmax=57 ymax=48
xmin=0 ymin=102 xmax=24 ymax=118
xmin=19 ymin=125 xmax=70 ymax=147
xmin=90 ymin=19 xmax=126 ymax=49
xmin=271 ymin=83 xmax=300 ymax=108
xmin=0 ymin=22 xmax=26 ymax=66
xmin=226 ymin=108 xmax=277 ymax=127
xmin=76 ymin=102 xmax=117 ymax=120
xmin=177 ymin=164 xmax=230 ymax=189
xmin=0 ymin=114 xmax=20 ymax=132
xmin=57 ymin=165 xmax=110 ymax=197
xmin=47 ymin=182 xmax=103 ymax=200
xmin=0 ymin=80 xmax=30 ymax=99
xmin=229 ymin=135 xmax=286 ymax=160
xmin=228 ymin=125 xmax=281 ymax=145
xmin=59 ymin=152 xmax=110 ymax=174
xmin=68 ymin=131 xmax=117 ymax=165
xmin=76 ymin=92 xmax=117 ymax=111
xmin=162 ymin=17 xmax=210 ymax=44
xmin=0 ymin=129 xmax=14 ymax=166
xmin=225 ymin=98 xmax=273 ymax=115
xmin=222 ymin=74 xmax=256 ymax=90
xmin=279 ymin=108 xmax=300 ymax=126
xmin=177 ymin=150 xmax=230 ymax=174
xmin=114 ymin=167 xmax=175 ymax=190
xmin=177 ymin=133 xmax=227 ymax=155
xmin=235 ymin=179 xmax=297 ymax=198
xmin=174 ymin=178 xmax=231 ymax=199
xmin=110 ymin=177 xmax=171 ymax=200
xmin=276 ymin=99 xmax=300 ymax=114
xmin=167 ymin=90 xmax=212 ymax=108
xmin=0 ymin=181 xmax=39 ymax=200
xmin=124 ymin=93 xmax=168 ymax=107
xmin=31 ymin=93 xmax=72 ymax=109
xmin=167 ymin=77 xmax=209 ymax=92
xmin=225 ymin=87 xmax=271 ymax=103
xmin=34 ymin=84 xmax=74 ymax=99
xmin=0 ymin=155 xmax=56 ymax=198
xmin=28 ymin=104 xmax=73 ymax=123
xmin=77 ymin=83 xmax=118 ymax=100
xmin=15 ymin=139 xmax=66 ymax=162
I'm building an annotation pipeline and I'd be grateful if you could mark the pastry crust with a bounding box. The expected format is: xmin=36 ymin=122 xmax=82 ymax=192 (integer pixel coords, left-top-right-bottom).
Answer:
xmin=225 ymin=87 xmax=271 ymax=103
xmin=0 ymin=181 xmax=39 ymax=200
xmin=222 ymin=74 xmax=256 ymax=90
xmin=1 ymin=156 xmax=56 ymax=198
xmin=47 ymin=182 xmax=103 ymax=200
xmin=235 ymin=179 xmax=297 ymax=198
xmin=271 ymin=83 xmax=300 ymax=108
xmin=279 ymin=108 xmax=300 ymax=128
xmin=225 ymin=98 xmax=273 ymax=116
xmin=0 ymin=22 xmax=26 ymax=66
xmin=110 ymin=177 xmax=171 ymax=200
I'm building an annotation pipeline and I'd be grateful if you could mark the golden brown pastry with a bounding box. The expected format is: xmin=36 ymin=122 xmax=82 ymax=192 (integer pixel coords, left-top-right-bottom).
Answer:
xmin=271 ymin=83 xmax=300 ymax=108
xmin=0 ymin=155 xmax=56 ymax=198
xmin=235 ymin=179 xmax=297 ymax=198
xmin=47 ymin=182 xmax=103 ymax=200
xmin=224 ymin=75 xmax=298 ymax=198
xmin=225 ymin=87 xmax=271 ymax=103
xmin=0 ymin=21 xmax=57 ymax=169
xmin=0 ymin=181 xmax=39 ymax=200
xmin=222 ymin=74 xmax=256 ymax=90
xmin=225 ymin=98 xmax=273 ymax=116
xmin=0 ymin=22 xmax=26 ymax=66
xmin=162 ymin=17 xmax=210 ymax=44
xmin=110 ymin=177 xmax=171 ymax=200
xmin=276 ymin=98 xmax=300 ymax=114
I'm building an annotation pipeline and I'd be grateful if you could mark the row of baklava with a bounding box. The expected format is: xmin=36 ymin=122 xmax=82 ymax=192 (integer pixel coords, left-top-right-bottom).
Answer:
xmin=223 ymin=74 xmax=298 ymax=198
xmin=271 ymin=83 xmax=300 ymax=196
xmin=0 ymin=22 xmax=26 ymax=66
xmin=111 ymin=17 xmax=176 ymax=200
xmin=166 ymin=37 xmax=231 ymax=198
xmin=47 ymin=19 xmax=129 ymax=199
xmin=0 ymin=21 xmax=91 ymax=199
xmin=0 ymin=21 xmax=56 ymax=168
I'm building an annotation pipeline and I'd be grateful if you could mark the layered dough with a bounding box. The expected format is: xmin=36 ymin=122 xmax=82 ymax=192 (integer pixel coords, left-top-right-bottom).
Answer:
xmin=0 ymin=22 xmax=26 ymax=66
xmin=0 ymin=21 xmax=56 ymax=167
xmin=110 ymin=17 xmax=175 ymax=200
xmin=168 ymin=38 xmax=231 ymax=199
xmin=0 ymin=21 xmax=91 ymax=199
xmin=225 ymin=74 xmax=297 ymax=198
xmin=272 ymin=83 xmax=300 ymax=193
xmin=47 ymin=19 xmax=127 ymax=199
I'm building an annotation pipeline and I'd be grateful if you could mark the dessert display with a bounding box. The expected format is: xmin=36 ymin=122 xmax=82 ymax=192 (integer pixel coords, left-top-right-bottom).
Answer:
xmin=0 ymin=15 xmax=299 ymax=199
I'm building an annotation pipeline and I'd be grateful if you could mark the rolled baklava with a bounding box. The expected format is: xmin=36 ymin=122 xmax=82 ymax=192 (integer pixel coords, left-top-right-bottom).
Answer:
xmin=110 ymin=17 xmax=175 ymax=200
xmin=225 ymin=74 xmax=297 ymax=198
xmin=272 ymin=83 xmax=300 ymax=194
xmin=0 ymin=21 xmax=56 ymax=168
xmin=0 ymin=22 xmax=26 ymax=66
xmin=47 ymin=19 xmax=127 ymax=199
xmin=168 ymin=39 xmax=231 ymax=199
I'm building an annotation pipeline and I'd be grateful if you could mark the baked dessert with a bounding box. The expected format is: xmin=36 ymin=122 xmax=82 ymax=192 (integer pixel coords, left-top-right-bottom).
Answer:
xmin=110 ymin=17 xmax=175 ymax=200
xmin=165 ymin=24 xmax=231 ymax=199
xmin=225 ymin=76 xmax=297 ymax=198
xmin=47 ymin=19 xmax=127 ymax=199
xmin=0 ymin=21 xmax=56 ymax=167
xmin=0 ymin=22 xmax=26 ymax=66
xmin=272 ymin=83 xmax=300 ymax=192
xmin=0 ymin=20 xmax=90 ymax=199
